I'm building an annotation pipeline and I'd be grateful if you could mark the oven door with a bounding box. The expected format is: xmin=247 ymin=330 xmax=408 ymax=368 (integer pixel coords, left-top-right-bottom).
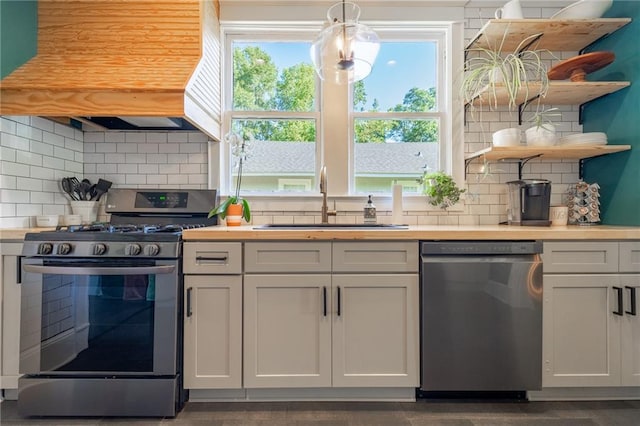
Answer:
xmin=20 ymin=257 xmax=180 ymax=377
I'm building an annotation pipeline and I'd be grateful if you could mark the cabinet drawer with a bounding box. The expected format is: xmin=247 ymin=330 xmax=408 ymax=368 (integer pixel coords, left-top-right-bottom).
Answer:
xmin=183 ymin=242 xmax=242 ymax=274
xmin=543 ymin=242 xmax=619 ymax=273
xmin=245 ymin=242 xmax=331 ymax=273
xmin=620 ymin=241 xmax=640 ymax=273
xmin=332 ymin=241 xmax=418 ymax=273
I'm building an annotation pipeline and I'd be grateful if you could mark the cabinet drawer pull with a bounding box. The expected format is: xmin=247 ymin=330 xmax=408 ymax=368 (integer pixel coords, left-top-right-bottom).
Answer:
xmin=196 ymin=255 xmax=228 ymax=264
xmin=323 ymin=286 xmax=327 ymax=317
xmin=613 ymin=286 xmax=624 ymax=316
xmin=626 ymin=286 xmax=637 ymax=316
xmin=186 ymin=287 xmax=193 ymax=317
xmin=337 ymin=286 xmax=341 ymax=317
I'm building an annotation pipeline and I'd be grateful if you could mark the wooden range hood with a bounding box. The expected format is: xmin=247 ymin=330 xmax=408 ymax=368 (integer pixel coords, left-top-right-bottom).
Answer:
xmin=0 ymin=0 xmax=222 ymax=140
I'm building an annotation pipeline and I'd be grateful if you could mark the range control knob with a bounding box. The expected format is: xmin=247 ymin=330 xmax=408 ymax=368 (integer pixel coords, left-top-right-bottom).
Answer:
xmin=143 ymin=244 xmax=160 ymax=257
xmin=57 ymin=243 xmax=73 ymax=255
xmin=93 ymin=243 xmax=108 ymax=256
xmin=38 ymin=243 xmax=53 ymax=255
xmin=125 ymin=243 xmax=142 ymax=256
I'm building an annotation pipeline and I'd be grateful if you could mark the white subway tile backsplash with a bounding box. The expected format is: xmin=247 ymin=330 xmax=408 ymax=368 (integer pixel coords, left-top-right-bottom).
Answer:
xmin=1 ymin=146 xmax=17 ymax=162
xmin=1 ymin=132 xmax=30 ymax=151
xmin=2 ymin=161 xmax=31 ymax=177
xmin=117 ymin=164 xmax=138 ymax=174
xmin=29 ymin=166 xmax=55 ymax=181
xmin=0 ymin=174 xmax=16 ymax=189
xmin=125 ymin=132 xmax=147 ymax=143
xmin=125 ymin=174 xmax=147 ymax=185
xmin=96 ymin=143 xmax=117 ymax=153
xmin=117 ymin=143 xmax=138 ymax=153
xmin=146 ymin=154 xmax=168 ymax=164
xmin=104 ymin=132 xmax=125 ymax=143
xmin=159 ymin=144 xmax=180 ymax=153
xmin=42 ymin=131 xmax=65 ymax=147
xmin=30 ymin=140 xmax=55 ymax=157
xmin=2 ymin=189 xmax=30 ymax=203
xmin=138 ymin=144 xmax=159 ymax=154
xmin=31 ymin=117 xmax=54 ymax=132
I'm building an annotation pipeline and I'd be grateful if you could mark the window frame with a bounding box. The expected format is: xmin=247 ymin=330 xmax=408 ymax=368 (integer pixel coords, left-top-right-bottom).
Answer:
xmin=218 ymin=21 xmax=464 ymax=211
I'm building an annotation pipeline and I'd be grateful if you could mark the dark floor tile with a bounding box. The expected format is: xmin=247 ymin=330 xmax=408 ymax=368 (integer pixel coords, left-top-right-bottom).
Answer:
xmin=471 ymin=419 xmax=598 ymax=426
xmin=408 ymin=420 xmax=474 ymax=426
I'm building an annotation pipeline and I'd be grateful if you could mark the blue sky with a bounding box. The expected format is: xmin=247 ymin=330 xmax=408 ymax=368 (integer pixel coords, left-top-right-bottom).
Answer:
xmin=237 ymin=41 xmax=437 ymax=111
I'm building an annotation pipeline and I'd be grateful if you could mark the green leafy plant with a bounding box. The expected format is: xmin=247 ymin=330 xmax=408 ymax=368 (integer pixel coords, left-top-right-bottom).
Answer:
xmin=419 ymin=171 xmax=466 ymax=209
xmin=527 ymin=107 xmax=561 ymax=131
xmin=461 ymin=32 xmax=552 ymax=112
xmin=208 ymin=132 xmax=251 ymax=223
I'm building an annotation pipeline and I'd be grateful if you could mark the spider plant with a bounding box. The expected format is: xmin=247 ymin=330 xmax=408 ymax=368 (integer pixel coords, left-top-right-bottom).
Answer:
xmin=461 ymin=32 xmax=552 ymax=112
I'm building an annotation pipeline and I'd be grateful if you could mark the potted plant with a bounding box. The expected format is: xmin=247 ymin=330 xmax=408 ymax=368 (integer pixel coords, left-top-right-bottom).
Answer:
xmin=525 ymin=107 xmax=561 ymax=146
xmin=419 ymin=171 xmax=466 ymax=209
xmin=461 ymin=32 xmax=552 ymax=113
xmin=208 ymin=132 xmax=251 ymax=226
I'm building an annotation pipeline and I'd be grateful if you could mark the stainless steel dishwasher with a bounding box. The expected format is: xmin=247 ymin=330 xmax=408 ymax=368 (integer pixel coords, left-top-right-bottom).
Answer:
xmin=419 ymin=240 xmax=543 ymax=396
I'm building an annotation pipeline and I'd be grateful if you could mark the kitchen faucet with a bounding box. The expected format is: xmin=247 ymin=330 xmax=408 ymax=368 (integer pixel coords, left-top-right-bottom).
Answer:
xmin=320 ymin=165 xmax=337 ymax=224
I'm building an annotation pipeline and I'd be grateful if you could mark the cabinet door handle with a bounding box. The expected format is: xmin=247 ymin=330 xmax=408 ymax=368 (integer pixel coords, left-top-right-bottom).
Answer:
xmin=186 ymin=287 xmax=193 ymax=317
xmin=613 ymin=286 xmax=624 ymax=316
xmin=337 ymin=286 xmax=341 ymax=317
xmin=323 ymin=286 xmax=327 ymax=317
xmin=626 ymin=286 xmax=637 ymax=316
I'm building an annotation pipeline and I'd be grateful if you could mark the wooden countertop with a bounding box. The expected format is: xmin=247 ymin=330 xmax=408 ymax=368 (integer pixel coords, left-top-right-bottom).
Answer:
xmin=182 ymin=225 xmax=640 ymax=241
xmin=3 ymin=225 xmax=640 ymax=242
xmin=0 ymin=228 xmax=55 ymax=241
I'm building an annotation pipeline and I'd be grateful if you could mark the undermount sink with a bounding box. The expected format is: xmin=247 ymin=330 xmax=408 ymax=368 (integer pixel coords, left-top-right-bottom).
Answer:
xmin=254 ymin=224 xmax=409 ymax=229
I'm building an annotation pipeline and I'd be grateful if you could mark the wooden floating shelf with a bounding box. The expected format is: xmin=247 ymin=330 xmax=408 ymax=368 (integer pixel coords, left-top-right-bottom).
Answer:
xmin=467 ymin=18 xmax=632 ymax=52
xmin=468 ymin=81 xmax=630 ymax=108
xmin=465 ymin=145 xmax=632 ymax=162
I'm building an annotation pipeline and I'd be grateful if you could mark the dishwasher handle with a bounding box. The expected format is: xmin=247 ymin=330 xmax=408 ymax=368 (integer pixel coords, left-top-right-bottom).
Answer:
xmin=421 ymin=254 xmax=541 ymax=263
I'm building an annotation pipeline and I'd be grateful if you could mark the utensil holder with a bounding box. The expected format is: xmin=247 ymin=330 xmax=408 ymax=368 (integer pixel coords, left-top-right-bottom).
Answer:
xmin=70 ymin=201 xmax=99 ymax=224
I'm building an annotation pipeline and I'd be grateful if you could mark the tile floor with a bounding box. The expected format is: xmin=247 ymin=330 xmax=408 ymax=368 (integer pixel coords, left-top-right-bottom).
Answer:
xmin=2 ymin=399 xmax=640 ymax=425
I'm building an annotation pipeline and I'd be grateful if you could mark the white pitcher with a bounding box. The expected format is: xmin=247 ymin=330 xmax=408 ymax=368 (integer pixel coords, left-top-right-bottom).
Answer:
xmin=495 ymin=0 xmax=524 ymax=19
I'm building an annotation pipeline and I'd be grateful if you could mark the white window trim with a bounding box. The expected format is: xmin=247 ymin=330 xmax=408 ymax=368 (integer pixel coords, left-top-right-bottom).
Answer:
xmin=216 ymin=21 xmax=465 ymax=213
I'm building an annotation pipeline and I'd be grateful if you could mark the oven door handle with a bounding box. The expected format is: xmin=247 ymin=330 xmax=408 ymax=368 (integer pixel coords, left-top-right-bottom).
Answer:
xmin=23 ymin=264 xmax=176 ymax=276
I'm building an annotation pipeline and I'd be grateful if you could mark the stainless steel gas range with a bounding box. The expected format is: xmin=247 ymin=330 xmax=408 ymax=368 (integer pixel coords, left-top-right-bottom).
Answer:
xmin=17 ymin=189 xmax=217 ymax=417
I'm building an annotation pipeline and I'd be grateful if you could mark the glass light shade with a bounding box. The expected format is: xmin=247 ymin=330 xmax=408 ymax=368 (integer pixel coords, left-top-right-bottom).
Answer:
xmin=310 ymin=3 xmax=380 ymax=84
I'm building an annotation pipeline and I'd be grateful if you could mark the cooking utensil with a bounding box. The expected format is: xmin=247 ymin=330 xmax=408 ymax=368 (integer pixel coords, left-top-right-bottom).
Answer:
xmin=61 ymin=177 xmax=78 ymax=200
xmin=95 ymin=178 xmax=112 ymax=201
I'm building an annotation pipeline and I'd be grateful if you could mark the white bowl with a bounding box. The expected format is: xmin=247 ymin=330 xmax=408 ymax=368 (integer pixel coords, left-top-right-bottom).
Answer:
xmin=492 ymin=128 xmax=521 ymax=146
xmin=36 ymin=215 xmax=60 ymax=227
xmin=550 ymin=0 xmax=613 ymax=19
xmin=525 ymin=126 xmax=557 ymax=146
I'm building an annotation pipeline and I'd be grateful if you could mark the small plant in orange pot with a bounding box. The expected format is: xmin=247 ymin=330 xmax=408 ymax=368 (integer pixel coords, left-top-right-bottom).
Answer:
xmin=208 ymin=132 xmax=251 ymax=226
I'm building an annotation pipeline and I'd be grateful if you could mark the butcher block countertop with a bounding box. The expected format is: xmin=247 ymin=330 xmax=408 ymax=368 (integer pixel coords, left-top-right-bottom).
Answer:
xmin=3 ymin=225 xmax=640 ymax=242
xmin=182 ymin=225 xmax=640 ymax=241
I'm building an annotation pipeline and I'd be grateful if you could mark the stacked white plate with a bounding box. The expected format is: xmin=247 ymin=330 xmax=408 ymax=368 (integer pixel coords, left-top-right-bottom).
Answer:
xmin=558 ymin=132 xmax=608 ymax=146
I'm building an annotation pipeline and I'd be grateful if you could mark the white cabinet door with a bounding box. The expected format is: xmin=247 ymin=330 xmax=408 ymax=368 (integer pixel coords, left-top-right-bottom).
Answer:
xmin=244 ymin=274 xmax=332 ymax=388
xmin=1 ymin=244 xmax=23 ymax=390
xmin=331 ymin=274 xmax=419 ymax=387
xmin=183 ymin=275 xmax=242 ymax=389
xmin=620 ymin=275 xmax=640 ymax=386
xmin=543 ymin=274 xmax=621 ymax=387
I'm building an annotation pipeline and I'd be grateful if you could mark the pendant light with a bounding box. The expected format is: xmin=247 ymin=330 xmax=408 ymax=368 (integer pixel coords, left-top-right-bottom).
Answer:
xmin=310 ymin=1 xmax=380 ymax=85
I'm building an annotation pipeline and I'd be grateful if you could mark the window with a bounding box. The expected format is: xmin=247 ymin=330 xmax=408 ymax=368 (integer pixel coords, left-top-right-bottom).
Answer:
xmin=222 ymin=24 xmax=459 ymax=200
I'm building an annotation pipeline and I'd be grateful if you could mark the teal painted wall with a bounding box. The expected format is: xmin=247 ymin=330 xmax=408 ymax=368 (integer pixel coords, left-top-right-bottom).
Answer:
xmin=583 ymin=0 xmax=640 ymax=225
xmin=0 ymin=0 xmax=37 ymax=79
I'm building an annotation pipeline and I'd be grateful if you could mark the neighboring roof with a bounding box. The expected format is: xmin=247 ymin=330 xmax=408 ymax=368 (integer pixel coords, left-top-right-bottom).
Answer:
xmin=241 ymin=140 xmax=439 ymax=176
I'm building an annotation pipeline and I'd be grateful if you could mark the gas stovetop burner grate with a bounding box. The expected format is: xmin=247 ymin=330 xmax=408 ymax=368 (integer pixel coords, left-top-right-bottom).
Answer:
xmin=53 ymin=223 xmax=208 ymax=234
